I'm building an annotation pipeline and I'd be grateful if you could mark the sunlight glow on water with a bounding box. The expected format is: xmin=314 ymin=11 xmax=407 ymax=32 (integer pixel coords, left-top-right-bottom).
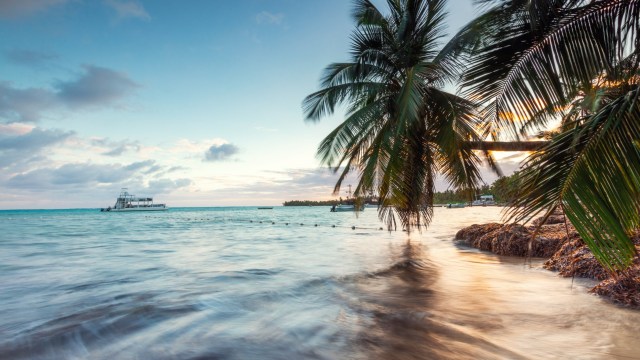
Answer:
xmin=1 ymin=207 xmax=639 ymax=359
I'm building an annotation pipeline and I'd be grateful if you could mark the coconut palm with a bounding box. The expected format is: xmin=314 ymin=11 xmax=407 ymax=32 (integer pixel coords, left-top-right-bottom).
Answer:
xmin=450 ymin=0 xmax=640 ymax=273
xmin=303 ymin=0 xmax=486 ymax=231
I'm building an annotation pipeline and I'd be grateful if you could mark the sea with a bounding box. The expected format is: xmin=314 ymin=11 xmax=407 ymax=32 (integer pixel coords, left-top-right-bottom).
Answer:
xmin=1 ymin=206 xmax=639 ymax=359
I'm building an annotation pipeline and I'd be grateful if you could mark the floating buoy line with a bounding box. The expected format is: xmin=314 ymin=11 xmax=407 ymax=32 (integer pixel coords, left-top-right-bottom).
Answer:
xmin=145 ymin=215 xmax=389 ymax=231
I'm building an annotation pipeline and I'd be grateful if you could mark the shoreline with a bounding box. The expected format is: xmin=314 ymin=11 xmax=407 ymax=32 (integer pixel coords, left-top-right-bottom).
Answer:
xmin=454 ymin=217 xmax=640 ymax=308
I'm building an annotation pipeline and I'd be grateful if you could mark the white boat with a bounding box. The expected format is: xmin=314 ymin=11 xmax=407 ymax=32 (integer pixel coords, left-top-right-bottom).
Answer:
xmin=331 ymin=204 xmax=364 ymax=212
xmin=330 ymin=184 xmax=364 ymax=212
xmin=101 ymin=188 xmax=167 ymax=212
xmin=472 ymin=194 xmax=496 ymax=206
xmin=446 ymin=203 xmax=466 ymax=208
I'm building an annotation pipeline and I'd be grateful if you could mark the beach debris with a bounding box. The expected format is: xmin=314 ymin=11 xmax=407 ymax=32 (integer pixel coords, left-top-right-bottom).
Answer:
xmin=531 ymin=214 xmax=565 ymax=226
xmin=455 ymin=217 xmax=640 ymax=308
xmin=543 ymin=238 xmax=609 ymax=280
xmin=591 ymin=265 xmax=640 ymax=308
xmin=454 ymin=222 xmax=565 ymax=257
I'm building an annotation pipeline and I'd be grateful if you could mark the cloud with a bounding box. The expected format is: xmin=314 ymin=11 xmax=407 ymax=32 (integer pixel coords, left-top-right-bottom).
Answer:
xmin=0 ymin=65 xmax=138 ymax=123
xmin=167 ymin=165 xmax=188 ymax=173
xmin=5 ymin=160 xmax=161 ymax=189
xmin=0 ymin=0 xmax=69 ymax=19
xmin=0 ymin=82 xmax=56 ymax=122
xmin=124 ymin=159 xmax=155 ymax=171
xmin=5 ymin=49 xmax=57 ymax=67
xmin=91 ymin=137 xmax=140 ymax=156
xmin=256 ymin=11 xmax=284 ymax=25
xmin=0 ymin=125 xmax=74 ymax=168
xmin=147 ymin=178 xmax=192 ymax=194
xmin=204 ymin=143 xmax=240 ymax=162
xmin=102 ymin=144 xmax=133 ymax=156
xmin=216 ymin=167 xmax=354 ymax=200
xmin=0 ymin=126 xmax=72 ymax=151
xmin=55 ymin=65 xmax=139 ymax=109
xmin=105 ymin=0 xmax=150 ymax=21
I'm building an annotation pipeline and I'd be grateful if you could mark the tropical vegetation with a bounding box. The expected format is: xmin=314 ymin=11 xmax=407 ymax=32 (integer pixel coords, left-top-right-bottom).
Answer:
xmin=449 ymin=0 xmax=640 ymax=274
xmin=283 ymin=200 xmax=339 ymax=207
xmin=303 ymin=0 xmax=486 ymax=231
xmin=306 ymin=0 xmax=640 ymax=274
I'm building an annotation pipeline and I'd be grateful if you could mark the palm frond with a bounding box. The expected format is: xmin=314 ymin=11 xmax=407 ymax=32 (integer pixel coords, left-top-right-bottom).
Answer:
xmin=461 ymin=0 xmax=640 ymax=138
xmin=304 ymin=0 xmax=484 ymax=232
xmin=508 ymin=84 xmax=640 ymax=273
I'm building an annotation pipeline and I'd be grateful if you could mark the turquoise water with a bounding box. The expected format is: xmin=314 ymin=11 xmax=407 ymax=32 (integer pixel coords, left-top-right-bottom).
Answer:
xmin=1 ymin=206 xmax=639 ymax=359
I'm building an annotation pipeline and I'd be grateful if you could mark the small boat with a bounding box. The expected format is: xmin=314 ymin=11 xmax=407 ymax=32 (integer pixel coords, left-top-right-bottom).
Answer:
xmin=446 ymin=203 xmax=466 ymax=208
xmin=330 ymin=185 xmax=364 ymax=212
xmin=101 ymin=188 xmax=167 ymax=212
xmin=472 ymin=194 xmax=496 ymax=206
xmin=331 ymin=204 xmax=364 ymax=212
xmin=257 ymin=207 xmax=273 ymax=210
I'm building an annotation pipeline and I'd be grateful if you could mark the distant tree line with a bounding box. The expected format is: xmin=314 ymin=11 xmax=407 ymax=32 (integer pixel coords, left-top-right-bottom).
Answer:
xmin=282 ymin=200 xmax=339 ymax=206
xmin=285 ymin=172 xmax=522 ymax=206
xmin=433 ymin=172 xmax=521 ymax=204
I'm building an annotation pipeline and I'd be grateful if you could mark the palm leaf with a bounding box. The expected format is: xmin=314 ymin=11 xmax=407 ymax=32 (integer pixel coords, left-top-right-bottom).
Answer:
xmin=508 ymin=84 xmax=640 ymax=273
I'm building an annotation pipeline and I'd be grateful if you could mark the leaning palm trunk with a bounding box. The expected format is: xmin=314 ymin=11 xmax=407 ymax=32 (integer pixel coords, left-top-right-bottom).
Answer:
xmin=467 ymin=141 xmax=548 ymax=152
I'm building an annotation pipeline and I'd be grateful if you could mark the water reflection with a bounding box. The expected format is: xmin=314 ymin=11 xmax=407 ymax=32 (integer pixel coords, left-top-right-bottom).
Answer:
xmin=339 ymin=241 xmax=525 ymax=360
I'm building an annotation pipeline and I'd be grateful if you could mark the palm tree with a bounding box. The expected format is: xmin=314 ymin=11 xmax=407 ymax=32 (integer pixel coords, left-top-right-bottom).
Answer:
xmin=450 ymin=0 xmax=640 ymax=274
xmin=303 ymin=0 xmax=486 ymax=231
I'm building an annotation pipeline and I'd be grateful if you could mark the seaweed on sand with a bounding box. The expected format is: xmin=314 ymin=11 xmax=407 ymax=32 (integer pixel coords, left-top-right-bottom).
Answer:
xmin=455 ymin=219 xmax=640 ymax=308
xmin=454 ymin=222 xmax=566 ymax=258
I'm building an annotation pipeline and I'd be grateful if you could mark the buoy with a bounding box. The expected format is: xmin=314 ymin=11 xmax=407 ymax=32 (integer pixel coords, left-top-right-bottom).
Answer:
xmin=379 ymin=227 xmax=383 ymax=230
xmin=272 ymin=222 xmax=275 ymax=225
xmin=332 ymin=225 xmax=335 ymax=228
xmin=286 ymin=223 xmax=289 ymax=225
xmin=351 ymin=226 xmax=356 ymax=230
xmin=300 ymin=223 xmax=304 ymax=226
xmin=314 ymin=224 xmax=317 ymax=227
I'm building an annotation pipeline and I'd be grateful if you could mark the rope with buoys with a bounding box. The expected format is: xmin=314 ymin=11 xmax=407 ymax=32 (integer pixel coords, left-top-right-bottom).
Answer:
xmin=145 ymin=215 xmax=389 ymax=231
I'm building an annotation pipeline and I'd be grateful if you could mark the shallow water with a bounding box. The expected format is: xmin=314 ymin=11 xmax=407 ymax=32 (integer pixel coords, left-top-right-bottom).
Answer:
xmin=1 ymin=206 xmax=638 ymax=359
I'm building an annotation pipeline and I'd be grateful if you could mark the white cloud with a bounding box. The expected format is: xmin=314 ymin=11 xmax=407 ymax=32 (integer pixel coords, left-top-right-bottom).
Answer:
xmin=4 ymin=160 xmax=163 ymax=189
xmin=256 ymin=11 xmax=284 ymax=25
xmin=0 ymin=125 xmax=74 ymax=168
xmin=90 ymin=137 xmax=141 ymax=156
xmin=147 ymin=178 xmax=192 ymax=194
xmin=104 ymin=0 xmax=150 ymax=21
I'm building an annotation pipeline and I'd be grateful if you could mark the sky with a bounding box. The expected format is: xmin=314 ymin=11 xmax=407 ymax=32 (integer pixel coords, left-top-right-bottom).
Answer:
xmin=0 ymin=0 xmax=522 ymax=209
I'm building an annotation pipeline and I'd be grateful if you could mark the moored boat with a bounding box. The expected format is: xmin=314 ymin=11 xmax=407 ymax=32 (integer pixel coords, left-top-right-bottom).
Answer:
xmin=471 ymin=194 xmax=496 ymax=206
xmin=331 ymin=203 xmax=365 ymax=212
xmin=101 ymin=188 xmax=167 ymax=212
xmin=447 ymin=203 xmax=466 ymax=208
xmin=330 ymin=184 xmax=364 ymax=212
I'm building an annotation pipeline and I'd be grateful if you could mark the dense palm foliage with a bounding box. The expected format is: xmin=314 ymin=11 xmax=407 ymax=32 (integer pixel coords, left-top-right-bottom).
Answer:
xmin=450 ymin=0 xmax=640 ymax=273
xmin=303 ymin=0 xmax=485 ymax=231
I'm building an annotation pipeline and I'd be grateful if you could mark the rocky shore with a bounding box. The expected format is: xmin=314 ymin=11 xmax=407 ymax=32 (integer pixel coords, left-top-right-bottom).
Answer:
xmin=455 ymin=216 xmax=640 ymax=308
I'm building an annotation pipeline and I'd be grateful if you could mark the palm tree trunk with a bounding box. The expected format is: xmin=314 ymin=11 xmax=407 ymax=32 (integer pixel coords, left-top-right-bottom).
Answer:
xmin=467 ymin=141 xmax=548 ymax=152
